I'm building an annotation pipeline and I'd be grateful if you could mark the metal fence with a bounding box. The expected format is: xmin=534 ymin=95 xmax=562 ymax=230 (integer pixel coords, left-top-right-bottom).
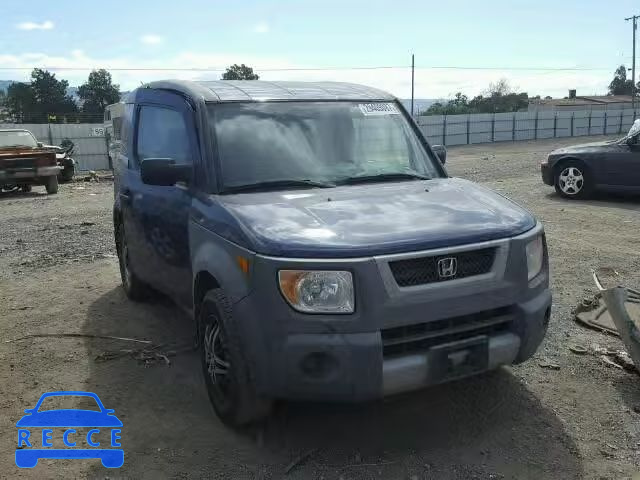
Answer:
xmin=0 ymin=123 xmax=109 ymax=171
xmin=416 ymin=109 xmax=639 ymax=146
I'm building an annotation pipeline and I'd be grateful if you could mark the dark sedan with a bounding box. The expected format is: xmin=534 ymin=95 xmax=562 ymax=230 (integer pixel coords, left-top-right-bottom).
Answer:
xmin=541 ymin=119 xmax=640 ymax=199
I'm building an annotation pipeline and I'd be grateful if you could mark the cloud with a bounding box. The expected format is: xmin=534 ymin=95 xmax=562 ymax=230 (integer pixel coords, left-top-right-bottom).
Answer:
xmin=140 ymin=34 xmax=163 ymax=45
xmin=16 ymin=20 xmax=54 ymax=31
xmin=0 ymin=49 xmax=614 ymax=99
xmin=253 ymin=22 xmax=269 ymax=34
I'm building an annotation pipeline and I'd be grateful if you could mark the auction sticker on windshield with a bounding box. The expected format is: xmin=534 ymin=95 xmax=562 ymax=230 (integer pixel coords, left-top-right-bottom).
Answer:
xmin=358 ymin=103 xmax=400 ymax=116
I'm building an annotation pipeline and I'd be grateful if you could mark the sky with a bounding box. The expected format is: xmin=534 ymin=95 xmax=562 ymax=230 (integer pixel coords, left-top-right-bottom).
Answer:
xmin=1 ymin=0 xmax=638 ymax=99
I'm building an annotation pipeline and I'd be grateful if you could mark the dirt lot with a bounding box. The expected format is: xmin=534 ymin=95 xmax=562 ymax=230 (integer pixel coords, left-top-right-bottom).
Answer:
xmin=1 ymin=135 xmax=640 ymax=479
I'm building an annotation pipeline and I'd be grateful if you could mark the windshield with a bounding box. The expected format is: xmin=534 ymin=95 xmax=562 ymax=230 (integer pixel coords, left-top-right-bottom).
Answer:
xmin=0 ymin=130 xmax=38 ymax=148
xmin=210 ymin=101 xmax=442 ymax=191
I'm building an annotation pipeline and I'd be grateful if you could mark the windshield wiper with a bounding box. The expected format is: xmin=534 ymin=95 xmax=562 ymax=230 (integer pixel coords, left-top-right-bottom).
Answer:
xmin=337 ymin=172 xmax=431 ymax=185
xmin=222 ymin=179 xmax=335 ymax=193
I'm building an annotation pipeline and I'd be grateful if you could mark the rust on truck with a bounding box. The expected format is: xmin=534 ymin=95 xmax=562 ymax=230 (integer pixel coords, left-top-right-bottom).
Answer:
xmin=0 ymin=129 xmax=61 ymax=194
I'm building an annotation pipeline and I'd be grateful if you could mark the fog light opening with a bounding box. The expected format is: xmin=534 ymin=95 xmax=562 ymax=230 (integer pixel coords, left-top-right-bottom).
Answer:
xmin=299 ymin=352 xmax=339 ymax=380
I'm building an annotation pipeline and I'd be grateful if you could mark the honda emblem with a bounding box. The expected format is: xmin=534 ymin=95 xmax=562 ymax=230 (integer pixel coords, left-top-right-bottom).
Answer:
xmin=437 ymin=257 xmax=458 ymax=279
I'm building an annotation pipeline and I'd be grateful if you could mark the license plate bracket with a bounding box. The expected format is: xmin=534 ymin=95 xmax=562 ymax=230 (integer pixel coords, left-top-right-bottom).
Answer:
xmin=429 ymin=336 xmax=489 ymax=382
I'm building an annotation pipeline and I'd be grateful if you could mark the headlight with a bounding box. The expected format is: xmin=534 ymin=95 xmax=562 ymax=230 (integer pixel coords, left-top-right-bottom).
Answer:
xmin=278 ymin=270 xmax=354 ymax=314
xmin=525 ymin=236 xmax=544 ymax=281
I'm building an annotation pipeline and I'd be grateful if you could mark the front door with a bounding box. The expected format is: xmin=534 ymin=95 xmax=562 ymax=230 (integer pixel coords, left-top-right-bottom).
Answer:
xmin=602 ymin=135 xmax=640 ymax=188
xmin=123 ymin=90 xmax=199 ymax=307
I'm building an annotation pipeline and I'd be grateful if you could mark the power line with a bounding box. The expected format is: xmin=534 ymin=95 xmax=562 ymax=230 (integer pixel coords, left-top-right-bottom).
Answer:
xmin=0 ymin=64 xmax=620 ymax=72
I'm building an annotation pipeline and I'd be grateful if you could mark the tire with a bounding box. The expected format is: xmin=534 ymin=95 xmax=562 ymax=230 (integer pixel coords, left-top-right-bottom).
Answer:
xmin=553 ymin=159 xmax=592 ymax=199
xmin=199 ymin=289 xmax=272 ymax=427
xmin=20 ymin=185 xmax=32 ymax=193
xmin=60 ymin=164 xmax=75 ymax=183
xmin=45 ymin=175 xmax=59 ymax=194
xmin=115 ymin=222 xmax=153 ymax=301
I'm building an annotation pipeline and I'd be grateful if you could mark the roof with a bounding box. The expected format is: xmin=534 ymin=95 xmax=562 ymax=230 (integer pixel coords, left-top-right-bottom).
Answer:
xmin=144 ymin=80 xmax=396 ymax=102
xmin=529 ymin=95 xmax=634 ymax=106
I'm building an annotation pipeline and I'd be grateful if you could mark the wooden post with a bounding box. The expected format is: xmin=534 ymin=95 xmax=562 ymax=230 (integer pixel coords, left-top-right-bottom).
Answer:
xmin=511 ymin=113 xmax=516 ymax=141
xmin=491 ymin=113 xmax=495 ymax=142
xmin=619 ymin=109 xmax=624 ymax=134
xmin=570 ymin=112 xmax=574 ymax=137
xmin=442 ymin=115 xmax=447 ymax=146
xmin=466 ymin=116 xmax=470 ymax=145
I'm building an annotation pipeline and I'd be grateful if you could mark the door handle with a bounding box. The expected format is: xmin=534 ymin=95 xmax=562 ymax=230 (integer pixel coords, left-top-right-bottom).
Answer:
xmin=119 ymin=189 xmax=132 ymax=204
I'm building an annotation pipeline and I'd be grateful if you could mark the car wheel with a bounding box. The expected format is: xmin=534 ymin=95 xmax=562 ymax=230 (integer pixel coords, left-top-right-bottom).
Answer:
xmin=20 ymin=185 xmax=32 ymax=193
xmin=199 ymin=289 xmax=272 ymax=427
xmin=554 ymin=160 xmax=592 ymax=199
xmin=45 ymin=175 xmax=59 ymax=194
xmin=115 ymin=223 xmax=152 ymax=301
xmin=60 ymin=164 xmax=75 ymax=183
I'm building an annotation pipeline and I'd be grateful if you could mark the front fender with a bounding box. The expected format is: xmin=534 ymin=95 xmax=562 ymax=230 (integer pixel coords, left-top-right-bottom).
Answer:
xmin=190 ymin=221 xmax=255 ymax=304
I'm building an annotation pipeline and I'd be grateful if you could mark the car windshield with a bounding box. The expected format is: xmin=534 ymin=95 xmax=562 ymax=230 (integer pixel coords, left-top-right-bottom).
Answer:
xmin=37 ymin=395 xmax=101 ymax=412
xmin=209 ymin=101 xmax=442 ymax=191
xmin=0 ymin=130 xmax=38 ymax=148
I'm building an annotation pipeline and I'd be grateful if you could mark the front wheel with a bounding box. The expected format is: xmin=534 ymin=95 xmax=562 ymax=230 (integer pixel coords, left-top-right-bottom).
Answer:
xmin=554 ymin=160 xmax=592 ymax=199
xmin=200 ymin=289 xmax=272 ymax=427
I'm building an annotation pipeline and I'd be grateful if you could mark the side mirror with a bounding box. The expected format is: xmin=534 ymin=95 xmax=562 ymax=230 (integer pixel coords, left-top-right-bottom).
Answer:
xmin=432 ymin=144 xmax=447 ymax=164
xmin=140 ymin=158 xmax=191 ymax=186
xmin=37 ymin=142 xmax=44 ymax=147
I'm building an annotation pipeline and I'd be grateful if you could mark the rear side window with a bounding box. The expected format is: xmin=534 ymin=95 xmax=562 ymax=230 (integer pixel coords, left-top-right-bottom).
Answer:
xmin=136 ymin=106 xmax=191 ymax=164
xmin=120 ymin=103 xmax=134 ymax=158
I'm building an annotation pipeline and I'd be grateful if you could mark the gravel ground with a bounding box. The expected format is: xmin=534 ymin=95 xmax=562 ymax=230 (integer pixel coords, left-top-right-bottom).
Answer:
xmin=1 ymin=136 xmax=640 ymax=479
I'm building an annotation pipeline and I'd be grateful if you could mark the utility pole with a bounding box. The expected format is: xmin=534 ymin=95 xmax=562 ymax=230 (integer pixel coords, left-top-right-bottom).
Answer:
xmin=410 ymin=53 xmax=415 ymax=116
xmin=625 ymin=15 xmax=639 ymax=109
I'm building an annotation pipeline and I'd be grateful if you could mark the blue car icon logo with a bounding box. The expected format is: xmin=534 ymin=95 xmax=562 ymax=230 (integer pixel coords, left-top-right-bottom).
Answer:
xmin=16 ymin=391 xmax=123 ymax=468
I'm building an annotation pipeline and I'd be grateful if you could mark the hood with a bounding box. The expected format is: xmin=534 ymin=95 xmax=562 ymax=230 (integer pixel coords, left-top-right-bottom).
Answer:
xmin=217 ymin=178 xmax=536 ymax=258
xmin=550 ymin=139 xmax=626 ymax=156
xmin=0 ymin=147 xmax=57 ymax=162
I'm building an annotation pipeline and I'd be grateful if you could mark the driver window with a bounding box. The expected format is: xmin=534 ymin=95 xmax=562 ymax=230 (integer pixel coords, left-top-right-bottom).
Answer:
xmin=136 ymin=106 xmax=191 ymax=167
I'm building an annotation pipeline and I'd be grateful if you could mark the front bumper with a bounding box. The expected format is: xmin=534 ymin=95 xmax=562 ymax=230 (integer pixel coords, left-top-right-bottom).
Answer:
xmin=0 ymin=166 xmax=62 ymax=182
xmin=232 ymin=224 xmax=551 ymax=402
xmin=236 ymin=288 xmax=550 ymax=401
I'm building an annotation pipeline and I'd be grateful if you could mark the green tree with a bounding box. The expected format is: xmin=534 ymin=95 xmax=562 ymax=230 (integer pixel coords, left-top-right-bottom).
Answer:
xmin=424 ymin=92 xmax=471 ymax=115
xmin=30 ymin=69 xmax=77 ymax=122
xmin=424 ymin=80 xmax=529 ymax=115
xmin=608 ymin=65 xmax=638 ymax=95
xmin=78 ymin=69 xmax=120 ymax=117
xmin=221 ymin=64 xmax=259 ymax=80
xmin=5 ymin=82 xmax=36 ymax=122
xmin=0 ymin=89 xmax=8 ymax=122
xmin=5 ymin=69 xmax=78 ymax=123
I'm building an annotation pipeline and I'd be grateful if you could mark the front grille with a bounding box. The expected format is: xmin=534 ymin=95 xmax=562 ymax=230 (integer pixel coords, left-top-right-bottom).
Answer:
xmin=389 ymin=247 xmax=496 ymax=287
xmin=2 ymin=158 xmax=37 ymax=170
xmin=381 ymin=306 xmax=513 ymax=357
